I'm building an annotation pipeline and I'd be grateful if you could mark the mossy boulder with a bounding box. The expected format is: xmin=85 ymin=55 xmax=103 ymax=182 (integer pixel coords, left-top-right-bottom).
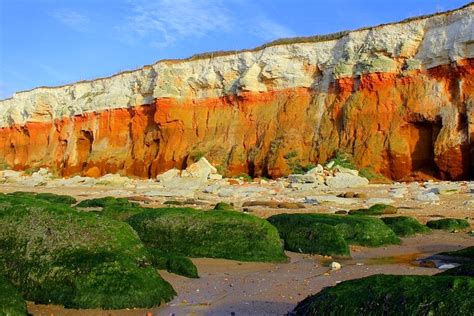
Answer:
xmin=3 ymin=191 xmax=76 ymax=205
xmin=0 ymin=194 xmax=175 ymax=309
xmin=381 ymin=216 xmax=431 ymax=237
xmin=0 ymin=276 xmax=28 ymax=316
xmin=266 ymin=216 xmax=350 ymax=256
xmin=426 ymin=218 xmax=470 ymax=231
xmin=267 ymin=213 xmax=400 ymax=251
xmin=293 ymin=274 xmax=474 ymax=315
xmin=148 ymin=249 xmax=199 ymax=278
xmin=349 ymin=204 xmax=397 ymax=216
xmin=127 ymin=208 xmax=287 ymax=262
xmin=76 ymin=196 xmax=138 ymax=208
xmin=213 ymin=202 xmax=234 ymax=210
xmin=77 ymin=197 xmax=146 ymax=221
xmin=436 ymin=246 xmax=474 ymax=277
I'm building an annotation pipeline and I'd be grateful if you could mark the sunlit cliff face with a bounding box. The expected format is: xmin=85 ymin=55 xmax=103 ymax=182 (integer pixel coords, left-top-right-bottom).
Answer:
xmin=0 ymin=4 xmax=473 ymax=180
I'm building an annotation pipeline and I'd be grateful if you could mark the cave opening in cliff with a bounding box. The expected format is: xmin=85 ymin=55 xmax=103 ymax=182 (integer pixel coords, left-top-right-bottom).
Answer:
xmin=409 ymin=120 xmax=441 ymax=177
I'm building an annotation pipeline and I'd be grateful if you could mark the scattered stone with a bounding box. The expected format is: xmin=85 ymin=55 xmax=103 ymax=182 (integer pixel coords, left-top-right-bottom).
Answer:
xmin=438 ymin=263 xmax=460 ymax=270
xmin=330 ymin=262 xmax=342 ymax=271
xmin=326 ymin=173 xmax=369 ymax=189
xmin=335 ymin=210 xmax=348 ymax=215
xmin=156 ymin=168 xmax=180 ymax=182
xmin=288 ymin=174 xmax=318 ymax=184
xmin=183 ymin=157 xmax=218 ymax=181
xmin=306 ymin=195 xmax=359 ymax=205
xmin=415 ymin=191 xmax=440 ymax=202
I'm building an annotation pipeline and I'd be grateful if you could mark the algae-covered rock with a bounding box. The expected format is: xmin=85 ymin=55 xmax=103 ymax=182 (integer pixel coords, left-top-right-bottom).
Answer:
xmin=349 ymin=203 xmax=397 ymax=216
xmin=213 ymin=202 xmax=234 ymax=210
xmin=128 ymin=208 xmax=287 ymax=262
xmin=267 ymin=213 xmax=400 ymax=250
xmin=0 ymin=193 xmax=175 ymax=309
xmin=382 ymin=216 xmax=431 ymax=237
xmin=76 ymin=196 xmax=138 ymax=208
xmin=267 ymin=216 xmax=350 ymax=256
xmin=6 ymin=191 xmax=77 ymax=205
xmin=426 ymin=218 xmax=470 ymax=231
xmin=147 ymin=249 xmax=199 ymax=279
xmin=0 ymin=276 xmax=28 ymax=316
xmin=293 ymin=274 xmax=474 ymax=315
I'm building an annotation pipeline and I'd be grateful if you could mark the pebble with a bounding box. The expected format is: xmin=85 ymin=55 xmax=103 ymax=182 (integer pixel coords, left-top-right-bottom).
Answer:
xmin=330 ymin=262 xmax=342 ymax=271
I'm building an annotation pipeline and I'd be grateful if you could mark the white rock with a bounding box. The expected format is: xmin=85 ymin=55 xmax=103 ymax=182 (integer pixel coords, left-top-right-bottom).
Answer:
xmin=330 ymin=262 xmax=342 ymax=271
xmin=427 ymin=184 xmax=461 ymax=195
xmin=415 ymin=191 xmax=440 ymax=202
xmin=156 ymin=168 xmax=180 ymax=182
xmin=288 ymin=174 xmax=318 ymax=184
xmin=203 ymin=183 xmax=222 ymax=194
xmin=389 ymin=187 xmax=408 ymax=198
xmin=326 ymin=173 xmax=369 ymax=189
xmin=184 ymin=157 xmax=217 ymax=181
xmin=306 ymin=164 xmax=324 ymax=175
xmin=208 ymin=174 xmax=223 ymax=180
xmin=306 ymin=195 xmax=358 ymax=205
xmin=438 ymin=263 xmax=460 ymax=270
xmin=334 ymin=166 xmax=359 ymax=176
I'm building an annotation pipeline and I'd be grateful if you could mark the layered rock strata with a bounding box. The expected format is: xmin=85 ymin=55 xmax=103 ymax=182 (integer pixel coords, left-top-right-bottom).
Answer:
xmin=0 ymin=4 xmax=473 ymax=179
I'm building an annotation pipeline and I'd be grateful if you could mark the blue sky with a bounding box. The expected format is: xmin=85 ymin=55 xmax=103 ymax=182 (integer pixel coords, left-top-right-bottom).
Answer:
xmin=0 ymin=0 xmax=469 ymax=99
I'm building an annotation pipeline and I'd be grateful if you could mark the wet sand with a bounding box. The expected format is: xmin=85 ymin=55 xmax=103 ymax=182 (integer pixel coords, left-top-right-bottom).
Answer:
xmin=27 ymin=232 xmax=473 ymax=316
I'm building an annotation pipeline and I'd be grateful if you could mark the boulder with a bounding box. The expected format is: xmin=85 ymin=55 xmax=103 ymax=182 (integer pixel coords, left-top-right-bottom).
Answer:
xmin=416 ymin=191 xmax=440 ymax=202
xmin=156 ymin=168 xmax=180 ymax=182
xmin=288 ymin=174 xmax=318 ymax=184
xmin=183 ymin=157 xmax=217 ymax=180
xmin=326 ymin=173 xmax=369 ymax=189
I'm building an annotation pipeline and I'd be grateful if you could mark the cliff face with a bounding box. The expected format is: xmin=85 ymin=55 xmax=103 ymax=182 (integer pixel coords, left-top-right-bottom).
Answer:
xmin=1 ymin=4 xmax=473 ymax=180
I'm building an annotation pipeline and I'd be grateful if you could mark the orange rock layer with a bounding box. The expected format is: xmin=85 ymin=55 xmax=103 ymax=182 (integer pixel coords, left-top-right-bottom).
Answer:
xmin=1 ymin=59 xmax=473 ymax=180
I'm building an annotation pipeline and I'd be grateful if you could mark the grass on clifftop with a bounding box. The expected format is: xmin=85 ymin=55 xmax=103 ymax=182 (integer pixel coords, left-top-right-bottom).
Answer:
xmin=381 ymin=216 xmax=431 ymax=237
xmin=267 ymin=213 xmax=400 ymax=256
xmin=0 ymin=276 xmax=28 ymax=316
xmin=293 ymin=274 xmax=474 ymax=315
xmin=0 ymin=193 xmax=175 ymax=309
xmin=426 ymin=218 xmax=470 ymax=231
xmin=127 ymin=208 xmax=287 ymax=262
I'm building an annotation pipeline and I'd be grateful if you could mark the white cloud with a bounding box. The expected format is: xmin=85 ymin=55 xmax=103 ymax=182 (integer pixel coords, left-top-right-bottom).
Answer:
xmin=121 ymin=0 xmax=294 ymax=48
xmin=123 ymin=0 xmax=232 ymax=47
xmin=251 ymin=17 xmax=296 ymax=41
xmin=52 ymin=9 xmax=90 ymax=31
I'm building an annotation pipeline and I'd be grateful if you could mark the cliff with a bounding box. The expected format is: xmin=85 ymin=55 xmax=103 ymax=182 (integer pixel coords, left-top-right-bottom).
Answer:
xmin=1 ymin=3 xmax=473 ymax=180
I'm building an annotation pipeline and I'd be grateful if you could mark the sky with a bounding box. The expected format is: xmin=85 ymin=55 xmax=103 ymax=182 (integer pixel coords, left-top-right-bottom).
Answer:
xmin=0 ymin=0 xmax=470 ymax=99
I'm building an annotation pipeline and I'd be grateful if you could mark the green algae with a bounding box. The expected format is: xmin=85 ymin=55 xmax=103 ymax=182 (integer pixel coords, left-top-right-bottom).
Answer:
xmin=0 ymin=276 xmax=28 ymax=316
xmin=293 ymin=274 xmax=474 ymax=315
xmin=381 ymin=216 xmax=431 ymax=237
xmin=0 ymin=193 xmax=175 ymax=309
xmin=128 ymin=208 xmax=287 ymax=262
xmin=426 ymin=218 xmax=470 ymax=231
